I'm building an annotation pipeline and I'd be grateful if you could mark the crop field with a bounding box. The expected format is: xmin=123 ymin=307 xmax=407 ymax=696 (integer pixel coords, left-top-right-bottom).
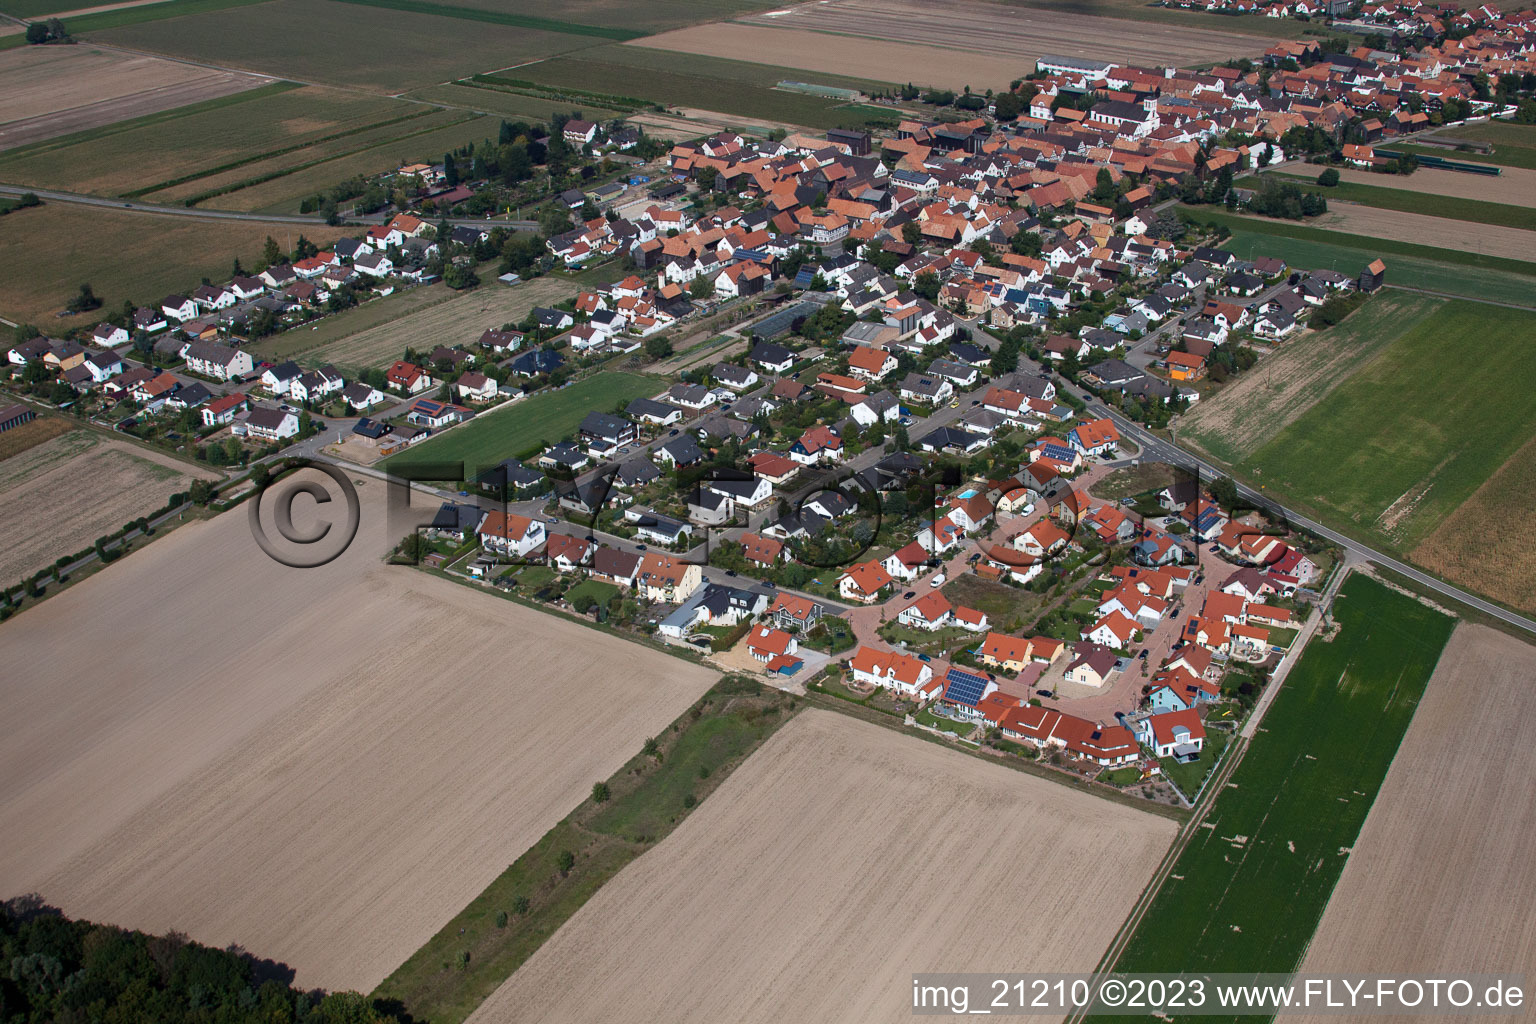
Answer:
xmin=0 ymin=413 xmax=73 ymax=461
xmin=1308 ymin=204 xmax=1536 ymax=264
xmin=1183 ymin=209 xmax=1536 ymax=305
xmin=91 ymin=0 xmax=600 ymax=92
xmin=254 ymin=276 xmax=578 ymax=371
xmin=511 ymin=45 xmax=899 ymax=131
xmin=1101 ymin=576 xmax=1454 ymax=1006
xmin=0 ymin=42 xmax=270 ymax=152
xmin=405 ymin=82 xmax=625 ymax=123
xmin=0 ymin=203 xmax=348 ymax=324
xmin=1268 ymin=171 xmax=1536 ymax=234
xmin=0 ymin=476 xmax=719 ymax=992
xmin=470 ymin=709 xmax=1177 ymax=1024
xmin=1330 ymin=163 xmax=1536 ymax=209
xmin=0 ymin=83 xmax=407 ymax=196
xmin=381 ymin=370 xmax=660 ymax=478
xmin=1419 ymin=119 xmax=1536 ymax=169
xmin=992 ymin=0 xmax=1330 ymax=39
xmin=1180 ymin=292 xmax=1443 ymax=466
xmin=447 ymin=0 xmax=785 ymax=35
xmin=1299 ymin=625 xmax=1536 ymax=990
xmin=1240 ymin=301 xmax=1536 ymax=550
xmin=0 ymin=428 xmax=218 ymax=583
xmin=669 ymin=0 xmax=1275 ymax=88
xmin=1413 ymin=433 xmax=1536 ymax=615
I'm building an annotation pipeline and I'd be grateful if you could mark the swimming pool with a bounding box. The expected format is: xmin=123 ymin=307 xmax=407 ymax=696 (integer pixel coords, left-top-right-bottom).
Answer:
xmin=955 ymin=488 xmax=978 ymax=500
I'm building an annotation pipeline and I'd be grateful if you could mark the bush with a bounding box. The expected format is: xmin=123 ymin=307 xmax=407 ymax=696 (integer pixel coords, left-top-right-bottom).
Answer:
xmin=1316 ymin=167 xmax=1340 ymax=187
xmin=512 ymin=895 xmax=531 ymax=915
xmin=591 ymin=781 xmax=610 ymax=803
xmin=682 ymin=793 xmax=696 ymax=809
xmin=556 ymin=850 xmax=575 ymax=876
xmin=495 ymin=910 xmax=508 ymax=928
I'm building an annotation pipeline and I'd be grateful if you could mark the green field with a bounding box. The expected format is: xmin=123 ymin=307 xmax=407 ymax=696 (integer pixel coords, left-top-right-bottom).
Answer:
xmin=1415 ymin=119 xmax=1536 ymax=170
xmin=1261 ymin=171 xmax=1536 ymax=233
xmin=1099 ymin=576 xmax=1453 ymax=1012
xmin=406 ymin=82 xmax=625 ymax=122
xmin=1385 ymin=141 xmax=1536 ymax=172
xmin=445 ymin=0 xmax=784 ymax=34
xmin=1242 ymin=300 xmax=1536 ymax=550
xmin=89 ymin=0 xmax=599 ymax=91
xmin=23 ymin=0 xmax=273 ymax=33
xmin=997 ymin=0 xmax=1350 ymax=38
xmin=325 ymin=0 xmax=642 ymax=38
xmin=511 ymin=45 xmax=899 ymax=130
xmin=1183 ymin=208 xmax=1536 ymax=305
xmin=373 ymin=676 xmax=794 ymax=1024
xmin=381 ymin=371 xmax=660 ymax=477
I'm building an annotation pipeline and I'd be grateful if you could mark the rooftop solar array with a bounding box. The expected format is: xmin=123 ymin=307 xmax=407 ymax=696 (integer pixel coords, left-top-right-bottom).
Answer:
xmin=943 ymin=667 xmax=990 ymax=707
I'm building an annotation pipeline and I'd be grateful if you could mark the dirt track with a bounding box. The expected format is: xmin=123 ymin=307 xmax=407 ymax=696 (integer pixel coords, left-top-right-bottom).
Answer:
xmin=0 ymin=474 xmax=718 ymax=992
xmin=1295 ymin=625 xmax=1536 ymax=1021
xmin=631 ymin=0 xmax=1270 ymax=89
xmin=470 ymin=710 xmax=1176 ymax=1023
xmin=1313 ymin=203 xmax=1536 ymax=263
xmin=0 ymin=45 xmax=269 ymax=151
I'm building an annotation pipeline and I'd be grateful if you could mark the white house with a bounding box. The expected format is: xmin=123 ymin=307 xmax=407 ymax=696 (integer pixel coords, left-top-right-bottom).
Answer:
xmin=243 ymin=406 xmax=299 ymax=441
xmin=477 ymin=510 xmax=547 ymax=558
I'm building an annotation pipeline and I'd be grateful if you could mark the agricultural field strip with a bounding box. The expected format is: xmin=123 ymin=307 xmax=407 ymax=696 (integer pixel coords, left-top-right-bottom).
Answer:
xmin=1260 ymin=170 xmax=1536 ymax=233
xmin=1295 ymin=623 xmax=1536 ymax=1008
xmin=324 ymin=0 xmax=644 ymax=39
xmin=60 ymin=0 xmax=274 ymax=34
xmin=1096 ymin=576 xmax=1455 ymax=1012
xmin=165 ymin=110 xmax=482 ymax=207
xmin=470 ymin=709 xmax=1177 ymax=1024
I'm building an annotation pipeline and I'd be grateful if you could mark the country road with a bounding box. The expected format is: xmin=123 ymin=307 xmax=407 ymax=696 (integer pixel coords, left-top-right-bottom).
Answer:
xmin=0 ymin=183 xmax=540 ymax=231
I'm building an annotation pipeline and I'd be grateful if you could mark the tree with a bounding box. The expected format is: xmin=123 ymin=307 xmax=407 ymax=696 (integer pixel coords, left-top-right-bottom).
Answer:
xmin=1316 ymin=167 xmax=1340 ymax=187
xmin=901 ymin=221 xmax=923 ymax=245
xmin=556 ymin=850 xmax=576 ymax=876
xmin=1010 ymin=229 xmax=1043 ymax=257
xmin=1209 ymin=475 xmax=1240 ymax=512
xmin=189 ymin=479 xmax=215 ymax=506
xmin=443 ymin=151 xmax=458 ymax=187
xmin=644 ymin=335 xmax=673 ymax=360
xmin=67 ymin=282 xmax=101 ymax=313
xmin=993 ymin=90 xmax=1024 ymax=120
xmin=443 ymin=263 xmax=479 ymax=290
xmin=591 ymin=781 xmax=610 ymax=803
xmin=261 ymin=235 xmax=282 ymax=268
xmin=912 ymin=270 xmax=940 ymax=302
xmin=689 ymin=274 xmax=713 ymax=300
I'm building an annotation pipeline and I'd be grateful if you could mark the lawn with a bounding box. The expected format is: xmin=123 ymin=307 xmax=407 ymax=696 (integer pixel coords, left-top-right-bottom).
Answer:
xmin=371 ymin=677 xmax=796 ymax=1024
xmin=1182 ymin=207 xmax=1536 ymax=305
xmin=1240 ymin=301 xmax=1536 ymax=551
xmin=1261 ymin=172 xmax=1536 ymax=233
xmin=1419 ymin=119 xmax=1536 ymax=170
xmin=564 ymin=578 xmax=620 ymax=609
xmin=508 ymin=45 xmax=899 ymax=130
xmin=915 ymin=708 xmax=976 ymax=738
xmin=1097 ymin=575 xmax=1453 ymax=1012
xmin=1158 ymin=725 xmax=1229 ymax=802
xmin=0 ymin=202 xmax=347 ymax=325
xmin=381 ymin=371 xmax=660 ymax=478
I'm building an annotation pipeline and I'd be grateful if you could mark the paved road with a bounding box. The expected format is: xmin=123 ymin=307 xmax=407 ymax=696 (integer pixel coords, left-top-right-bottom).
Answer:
xmin=0 ymin=183 xmax=539 ymax=231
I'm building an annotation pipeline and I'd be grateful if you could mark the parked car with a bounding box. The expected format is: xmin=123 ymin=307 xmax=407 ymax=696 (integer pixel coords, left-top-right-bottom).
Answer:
xmin=929 ymin=572 xmax=946 ymax=588
xmin=1036 ymin=689 xmax=1053 ymax=699
xmin=903 ymin=590 xmax=916 ymax=599
xmin=635 ymin=543 xmax=647 ymax=550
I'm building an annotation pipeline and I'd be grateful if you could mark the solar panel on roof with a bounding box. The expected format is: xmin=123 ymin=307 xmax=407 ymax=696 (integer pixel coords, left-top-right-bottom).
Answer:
xmin=943 ymin=667 xmax=990 ymax=707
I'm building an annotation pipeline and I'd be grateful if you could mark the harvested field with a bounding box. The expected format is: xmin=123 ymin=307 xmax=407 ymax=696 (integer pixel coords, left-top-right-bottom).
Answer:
xmin=667 ymin=0 xmax=1275 ymax=85
xmin=1296 ymin=625 xmax=1536 ymax=1019
xmin=0 ymin=428 xmax=217 ymax=582
xmin=1310 ymin=204 xmax=1536 ymax=264
xmin=1331 ymin=163 xmax=1536 ymax=208
xmin=0 ymin=83 xmax=407 ymax=197
xmin=0 ymin=475 xmax=718 ymax=992
xmin=254 ymin=276 xmax=577 ymax=372
xmin=470 ymin=710 xmax=1176 ymax=1024
xmin=1179 ymin=292 xmax=1442 ymax=466
xmin=0 ymin=203 xmax=348 ymax=323
xmin=992 ymin=0 xmax=1326 ymax=38
xmin=0 ymin=413 xmax=74 ymax=460
xmin=92 ymin=0 xmax=599 ymax=91
xmin=1412 ymin=433 xmax=1536 ymax=615
xmin=0 ymin=44 xmax=269 ymax=151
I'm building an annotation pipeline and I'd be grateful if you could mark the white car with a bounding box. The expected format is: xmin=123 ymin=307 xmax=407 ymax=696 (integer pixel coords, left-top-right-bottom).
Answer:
xmin=929 ymin=572 xmax=946 ymax=589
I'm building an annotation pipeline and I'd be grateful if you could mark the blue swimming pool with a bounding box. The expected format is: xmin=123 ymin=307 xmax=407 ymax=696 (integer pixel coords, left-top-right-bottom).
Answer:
xmin=956 ymin=488 xmax=978 ymax=499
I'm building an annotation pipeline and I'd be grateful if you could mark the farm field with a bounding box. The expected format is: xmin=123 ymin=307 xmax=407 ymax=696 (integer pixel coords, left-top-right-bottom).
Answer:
xmin=1179 ymin=292 xmax=1443 ymax=467
xmin=256 ymin=276 xmax=577 ymax=371
xmin=0 ymin=83 xmax=405 ymax=196
xmin=0 ymin=474 xmax=719 ymax=992
xmin=991 ymin=0 xmax=1329 ymax=38
xmin=0 ymin=428 xmax=218 ymax=583
xmin=405 ymin=82 xmax=625 ymax=123
xmin=1297 ymin=625 xmax=1536 ymax=1006
xmin=0 ymin=43 xmax=269 ymax=152
xmin=1413 ymin=433 xmax=1536 ymax=615
xmin=713 ymin=0 xmax=1272 ymax=85
xmin=1308 ymin=203 xmax=1536 ymax=263
xmin=470 ymin=709 xmax=1177 ymax=1024
xmin=1101 ymin=576 xmax=1454 ymax=1004
xmin=380 ymin=370 xmax=660 ymax=477
xmin=447 ymin=0 xmax=785 ymax=34
xmin=1387 ymin=140 xmax=1536 ymax=171
xmin=1268 ymin=171 xmax=1536 ymax=234
xmin=0 ymin=203 xmax=347 ymax=324
xmin=1184 ymin=209 xmax=1536 ymax=305
xmin=1329 ymin=162 xmax=1536 ymax=208
xmin=90 ymin=0 xmax=600 ymax=91
xmin=1420 ymin=119 xmax=1536 ymax=169
xmin=1240 ymin=301 xmax=1536 ymax=551
xmin=510 ymin=45 xmax=899 ymax=131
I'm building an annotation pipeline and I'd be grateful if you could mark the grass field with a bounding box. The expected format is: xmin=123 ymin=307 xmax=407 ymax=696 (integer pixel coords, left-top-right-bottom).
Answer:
xmin=510 ymin=45 xmax=899 ymax=130
xmin=405 ymin=82 xmax=625 ymax=123
xmin=448 ymin=0 xmax=784 ymax=34
xmin=48 ymin=0 xmax=274 ymax=33
xmin=373 ymin=676 xmax=793 ymax=1024
xmin=1182 ymin=208 xmax=1536 ymax=304
xmin=0 ymin=203 xmax=347 ymax=324
xmin=90 ymin=0 xmax=600 ymax=91
xmin=1179 ymin=292 xmax=1443 ymax=467
xmin=253 ymin=276 xmax=577 ymax=371
xmin=994 ymin=0 xmax=1341 ymax=39
xmin=1263 ymin=171 xmax=1536 ymax=233
xmin=380 ymin=371 xmax=660 ymax=477
xmin=0 ymin=83 xmax=408 ymax=196
xmin=1240 ymin=300 xmax=1536 ymax=550
xmin=1418 ymin=119 xmax=1536 ymax=170
xmin=324 ymin=0 xmax=642 ymax=38
xmin=1099 ymin=575 xmax=1454 ymax=1008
